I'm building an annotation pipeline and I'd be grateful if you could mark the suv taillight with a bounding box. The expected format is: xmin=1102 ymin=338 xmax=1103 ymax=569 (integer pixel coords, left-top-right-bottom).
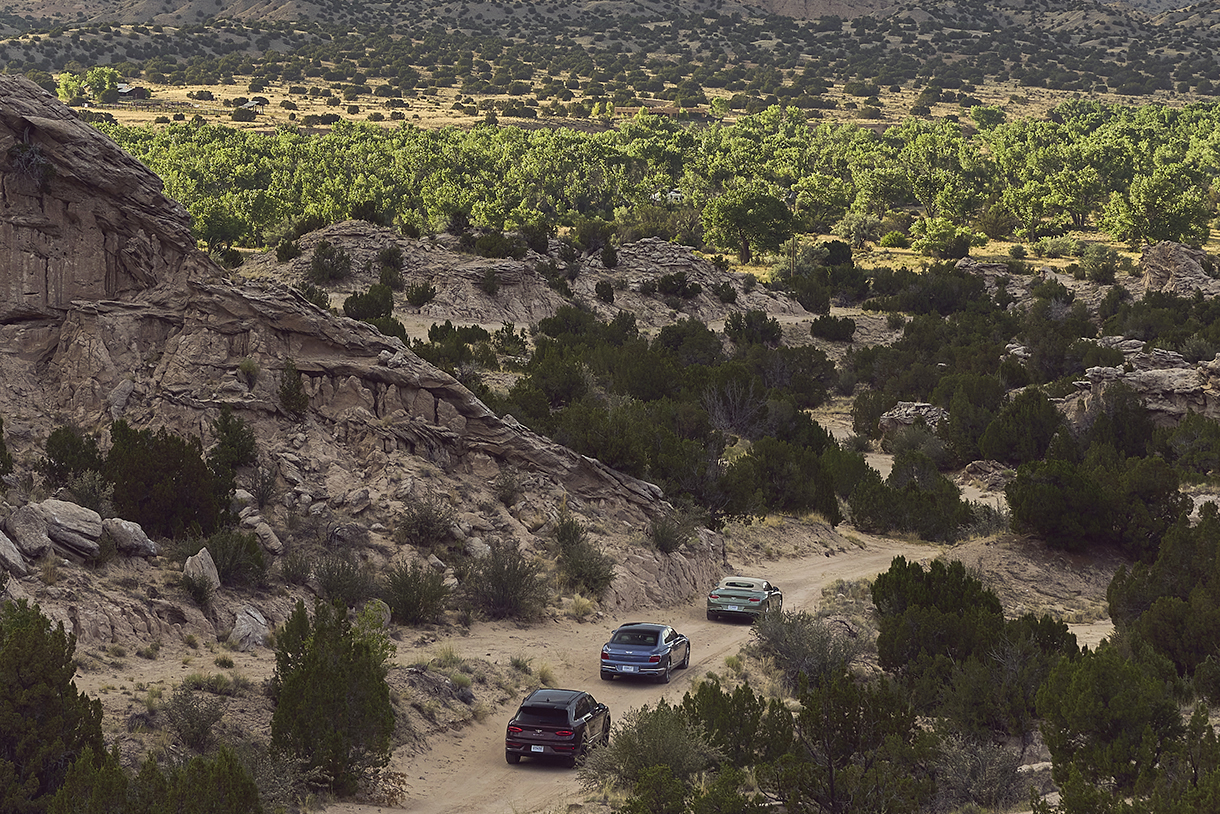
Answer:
xmin=508 ymin=726 xmax=523 ymax=734
xmin=555 ymin=730 xmax=574 ymax=737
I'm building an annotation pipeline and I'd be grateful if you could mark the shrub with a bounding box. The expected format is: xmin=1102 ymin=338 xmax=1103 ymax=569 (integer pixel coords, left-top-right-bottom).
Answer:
xmin=578 ymin=699 xmax=724 ymax=791
xmin=307 ymin=240 xmax=352 ymax=283
xmin=379 ymin=264 xmax=404 ymax=291
xmin=474 ymin=232 xmax=527 ymax=259
xmin=404 ymin=281 xmax=437 ymax=307
xmin=657 ymin=271 xmax=701 ymax=298
xmin=711 ymin=280 xmax=737 ymax=303
xmin=724 ymin=310 xmax=782 ymax=345
xmin=271 ymin=600 xmax=393 ymax=796
xmin=343 ymin=283 xmax=394 ymax=321
xmin=106 ymin=420 xmax=221 ymax=539
xmin=554 ymin=506 xmax=615 ymax=598
xmin=394 ymin=494 xmax=455 ymax=549
xmin=237 ymin=357 xmax=259 ymax=387
xmin=42 ymin=424 xmax=104 ymax=487
xmin=65 ymin=470 xmax=114 ymax=518
xmin=1009 ymin=244 xmax=1027 ymax=259
xmin=164 ymin=683 xmax=224 ymax=752
xmin=647 ymin=509 xmax=694 ymax=554
xmin=296 ymin=282 xmax=331 ymax=310
xmin=181 ymin=572 xmax=214 ymax=608
xmin=752 ymin=609 xmax=866 ymax=692
xmin=476 ymin=267 xmax=500 ymax=296
xmin=278 ymin=359 xmax=309 ymax=417
xmin=601 ymin=242 xmax=618 ymax=268
xmin=279 ymin=547 xmax=312 ymax=586
xmin=809 ymin=315 xmax=856 ymax=342
xmin=469 ymin=543 xmax=548 ymax=620
xmin=595 ymin=279 xmax=614 ymax=303
xmin=201 ymin=529 xmax=266 ymax=588
xmin=0 ymin=597 xmax=104 ymax=812
xmin=382 ymin=559 xmax=450 ymax=625
xmin=879 ymin=230 xmax=910 ymax=248
xmin=315 ymin=552 xmax=378 ymax=609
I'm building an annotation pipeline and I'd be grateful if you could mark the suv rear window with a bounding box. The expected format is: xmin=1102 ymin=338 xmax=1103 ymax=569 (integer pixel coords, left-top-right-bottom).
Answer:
xmin=515 ymin=706 xmax=569 ymax=726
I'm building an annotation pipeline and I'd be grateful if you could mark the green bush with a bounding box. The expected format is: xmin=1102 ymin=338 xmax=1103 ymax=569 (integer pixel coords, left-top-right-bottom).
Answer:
xmin=752 ymin=609 xmax=866 ymax=692
xmin=478 ymin=268 xmax=500 ymax=296
xmin=469 ymin=543 xmax=548 ymax=620
xmin=474 ymin=231 xmax=527 ymax=259
xmin=601 ymin=242 xmax=618 ymax=269
xmin=656 ymin=271 xmax=701 ymax=298
xmin=315 ymin=552 xmax=378 ymax=610
xmin=42 ymin=424 xmax=104 ymax=487
xmin=725 ymin=310 xmax=781 ymax=345
xmin=308 ymin=239 xmax=352 ymax=283
xmin=296 ymin=282 xmax=331 ymax=310
xmin=382 ymin=559 xmax=450 ymax=625
xmin=198 ymin=530 xmax=266 ymax=588
xmin=711 ymin=280 xmax=737 ymax=303
xmin=0 ymin=597 xmax=104 ymax=813
xmin=278 ymin=547 xmax=312 ymax=586
xmin=394 ymin=494 xmax=455 ymax=549
xmin=106 ymin=420 xmax=221 ymax=539
xmin=278 ymin=359 xmax=309 ymax=417
xmin=271 ymin=600 xmax=393 ymax=796
xmin=404 ymin=281 xmax=437 ymax=307
xmin=181 ymin=572 xmax=214 ymax=608
xmin=578 ymin=699 xmax=724 ymax=791
xmin=809 ymin=315 xmax=856 ymax=342
xmin=207 ymin=405 xmax=257 ymax=498
xmin=647 ymin=509 xmax=693 ymax=554
xmin=878 ymin=230 xmax=910 ymax=248
xmin=554 ymin=506 xmax=615 ymax=598
xmin=164 ymin=683 xmax=224 ymax=752
xmin=343 ymin=283 xmax=394 ymax=320
xmin=595 ymin=279 xmax=615 ymax=303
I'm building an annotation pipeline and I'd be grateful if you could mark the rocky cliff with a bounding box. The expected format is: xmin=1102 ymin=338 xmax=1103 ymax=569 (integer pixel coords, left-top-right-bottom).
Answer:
xmin=0 ymin=76 xmax=731 ymax=648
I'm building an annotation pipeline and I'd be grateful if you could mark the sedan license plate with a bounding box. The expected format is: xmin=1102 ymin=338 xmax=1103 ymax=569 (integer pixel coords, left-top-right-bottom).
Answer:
xmin=620 ymin=665 xmax=636 ymax=672
xmin=531 ymin=745 xmax=544 ymax=753
xmin=726 ymin=605 xmax=740 ymax=611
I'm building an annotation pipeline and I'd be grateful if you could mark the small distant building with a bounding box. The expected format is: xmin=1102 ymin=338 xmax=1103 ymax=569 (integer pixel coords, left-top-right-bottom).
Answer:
xmin=116 ymin=83 xmax=150 ymax=99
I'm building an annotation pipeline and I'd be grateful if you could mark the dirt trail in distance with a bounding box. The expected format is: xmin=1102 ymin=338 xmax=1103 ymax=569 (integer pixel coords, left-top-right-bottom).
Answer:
xmin=327 ymin=532 xmax=935 ymax=814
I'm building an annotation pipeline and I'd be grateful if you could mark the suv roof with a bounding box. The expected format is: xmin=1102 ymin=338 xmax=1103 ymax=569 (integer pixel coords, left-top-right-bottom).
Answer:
xmin=522 ymin=689 xmax=584 ymax=707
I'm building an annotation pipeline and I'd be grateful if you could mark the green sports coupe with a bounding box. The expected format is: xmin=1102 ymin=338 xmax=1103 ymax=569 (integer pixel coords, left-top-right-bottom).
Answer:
xmin=706 ymin=576 xmax=783 ymax=621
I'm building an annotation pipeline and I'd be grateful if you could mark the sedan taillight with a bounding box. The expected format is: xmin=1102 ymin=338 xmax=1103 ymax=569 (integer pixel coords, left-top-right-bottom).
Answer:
xmin=648 ymin=655 xmax=661 ymax=663
xmin=601 ymin=650 xmax=610 ymax=659
xmin=749 ymin=597 xmax=761 ymax=602
xmin=708 ymin=593 xmax=720 ymax=599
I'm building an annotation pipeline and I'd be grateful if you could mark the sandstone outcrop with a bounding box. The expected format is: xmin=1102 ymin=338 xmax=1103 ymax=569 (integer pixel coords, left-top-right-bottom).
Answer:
xmin=228 ymin=605 xmax=270 ymax=651
xmin=1140 ymin=241 xmax=1220 ymax=298
xmin=183 ymin=548 xmax=221 ymax=592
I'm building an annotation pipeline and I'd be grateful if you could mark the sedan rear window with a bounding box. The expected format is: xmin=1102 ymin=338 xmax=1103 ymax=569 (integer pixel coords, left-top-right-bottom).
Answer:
xmin=612 ymin=630 xmax=659 ymax=646
xmin=515 ymin=706 xmax=569 ymax=726
xmin=724 ymin=581 xmax=758 ymax=589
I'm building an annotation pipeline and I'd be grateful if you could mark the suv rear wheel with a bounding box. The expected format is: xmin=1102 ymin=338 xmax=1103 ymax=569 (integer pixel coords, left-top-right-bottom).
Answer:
xmin=505 ymin=751 xmax=520 ymax=765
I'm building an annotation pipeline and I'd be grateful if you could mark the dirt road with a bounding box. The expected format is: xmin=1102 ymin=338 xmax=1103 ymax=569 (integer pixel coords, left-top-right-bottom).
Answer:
xmin=328 ymin=533 xmax=936 ymax=814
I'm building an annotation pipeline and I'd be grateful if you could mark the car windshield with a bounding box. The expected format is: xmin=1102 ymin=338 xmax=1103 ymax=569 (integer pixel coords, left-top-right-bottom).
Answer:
xmin=515 ymin=706 xmax=569 ymax=726
xmin=611 ymin=630 xmax=658 ymax=646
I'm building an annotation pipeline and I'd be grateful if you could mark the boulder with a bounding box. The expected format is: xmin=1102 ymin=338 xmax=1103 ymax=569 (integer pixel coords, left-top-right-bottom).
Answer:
xmin=879 ymin=402 xmax=948 ymax=438
xmin=38 ymin=499 xmax=103 ymax=561
xmin=0 ymin=529 xmax=29 ymax=576
xmin=102 ymin=518 xmax=159 ymax=558
xmin=253 ymin=521 xmax=283 ymax=554
xmin=228 ymin=605 xmax=269 ymax=651
xmin=4 ymin=504 xmax=52 ymax=559
xmin=183 ymin=548 xmax=221 ymax=592
xmin=1141 ymin=242 xmax=1220 ymax=298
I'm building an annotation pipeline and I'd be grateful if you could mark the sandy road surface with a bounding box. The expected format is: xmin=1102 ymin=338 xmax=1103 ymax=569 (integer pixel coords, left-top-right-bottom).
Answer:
xmin=328 ymin=534 xmax=935 ymax=814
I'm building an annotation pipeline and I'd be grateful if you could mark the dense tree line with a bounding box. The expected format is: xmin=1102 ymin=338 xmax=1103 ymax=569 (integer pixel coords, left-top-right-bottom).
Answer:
xmin=98 ymin=99 xmax=1218 ymax=259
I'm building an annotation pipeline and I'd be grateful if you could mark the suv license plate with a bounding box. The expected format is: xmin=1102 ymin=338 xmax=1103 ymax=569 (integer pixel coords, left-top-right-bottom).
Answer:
xmin=620 ymin=665 xmax=636 ymax=672
xmin=531 ymin=745 xmax=544 ymax=753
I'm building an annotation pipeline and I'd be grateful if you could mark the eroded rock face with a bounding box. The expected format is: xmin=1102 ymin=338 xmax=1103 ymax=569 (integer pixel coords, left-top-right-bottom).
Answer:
xmin=183 ymin=548 xmax=221 ymax=592
xmin=228 ymin=605 xmax=269 ymax=652
xmin=0 ymin=77 xmax=206 ymax=323
xmin=1140 ymin=241 xmax=1220 ymax=298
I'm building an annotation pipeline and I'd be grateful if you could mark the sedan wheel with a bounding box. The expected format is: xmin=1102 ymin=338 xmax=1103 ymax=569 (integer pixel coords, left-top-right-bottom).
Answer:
xmin=600 ymin=671 xmax=613 ymax=681
xmin=706 ymin=610 xmax=717 ymax=621
xmin=679 ymin=646 xmax=690 ymax=669
xmin=505 ymin=751 xmax=521 ymax=765
xmin=657 ymin=659 xmax=672 ymax=684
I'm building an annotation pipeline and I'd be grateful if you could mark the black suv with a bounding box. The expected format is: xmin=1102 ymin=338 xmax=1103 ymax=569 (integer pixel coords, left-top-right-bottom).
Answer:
xmin=505 ymin=688 xmax=610 ymax=767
